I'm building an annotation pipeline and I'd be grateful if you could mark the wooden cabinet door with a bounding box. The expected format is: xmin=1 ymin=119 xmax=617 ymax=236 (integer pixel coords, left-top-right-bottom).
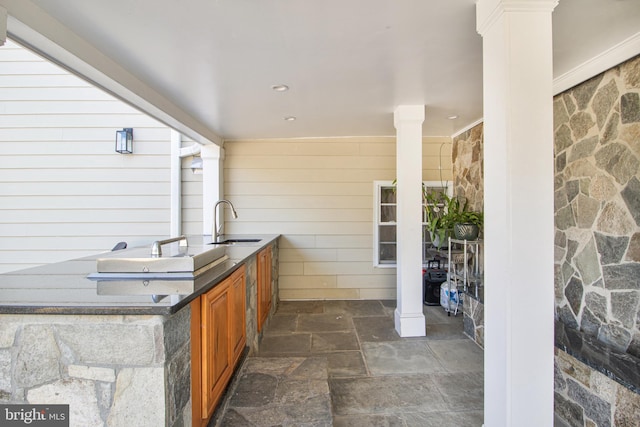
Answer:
xmin=257 ymin=246 xmax=272 ymax=332
xmin=229 ymin=266 xmax=246 ymax=366
xmin=200 ymin=282 xmax=231 ymax=419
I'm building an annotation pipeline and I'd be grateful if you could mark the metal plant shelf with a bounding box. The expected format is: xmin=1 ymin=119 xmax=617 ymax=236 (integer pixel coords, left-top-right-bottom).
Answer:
xmin=445 ymin=237 xmax=484 ymax=315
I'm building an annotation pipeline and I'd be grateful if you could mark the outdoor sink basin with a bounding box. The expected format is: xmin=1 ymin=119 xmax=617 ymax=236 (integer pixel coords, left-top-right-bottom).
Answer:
xmin=95 ymin=240 xmax=227 ymax=274
xmin=209 ymin=238 xmax=262 ymax=245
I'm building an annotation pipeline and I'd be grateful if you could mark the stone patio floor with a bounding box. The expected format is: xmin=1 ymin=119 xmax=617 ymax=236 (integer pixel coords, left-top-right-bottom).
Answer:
xmin=213 ymin=300 xmax=484 ymax=427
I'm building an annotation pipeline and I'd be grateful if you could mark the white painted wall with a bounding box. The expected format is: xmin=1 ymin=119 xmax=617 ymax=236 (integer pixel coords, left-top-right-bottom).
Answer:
xmin=0 ymin=41 xmax=176 ymax=273
xmin=223 ymin=136 xmax=452 ymax=300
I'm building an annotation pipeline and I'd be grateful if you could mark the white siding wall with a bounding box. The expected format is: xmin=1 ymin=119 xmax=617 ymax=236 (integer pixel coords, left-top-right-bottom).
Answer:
xmin=224 ymin=136 xmax=452 ymax=300
xmin=0 ymin=41 xmax=174 ymax=273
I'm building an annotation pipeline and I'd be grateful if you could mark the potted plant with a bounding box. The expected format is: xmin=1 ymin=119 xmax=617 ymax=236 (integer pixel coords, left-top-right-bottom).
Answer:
xmin=451 ymin=209 xmax=483 ymax=241
xmin=424 ymin=189 xmax=483 ymax=245
xmin=424 ymin=189 xmax=460 ymax=248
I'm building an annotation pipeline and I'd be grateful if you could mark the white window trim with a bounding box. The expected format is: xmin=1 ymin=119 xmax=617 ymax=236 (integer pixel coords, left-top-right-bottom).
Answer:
xmin=373 ymin=180 xmax=452 ymax=268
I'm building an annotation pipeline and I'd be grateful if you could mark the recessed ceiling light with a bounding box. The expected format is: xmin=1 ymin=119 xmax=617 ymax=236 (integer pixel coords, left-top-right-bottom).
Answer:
xmin=271 ymin=84 xmax=289 ymax=92
xmin=447 ymin=115 xmax=459 ymax=120
xmin=284 ymin=116 xmax=296 ymax=121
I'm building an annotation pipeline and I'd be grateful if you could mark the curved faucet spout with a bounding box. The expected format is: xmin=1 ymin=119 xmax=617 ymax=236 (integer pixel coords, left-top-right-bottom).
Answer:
xmin=213 ymin=199 xmax=238 ymax=242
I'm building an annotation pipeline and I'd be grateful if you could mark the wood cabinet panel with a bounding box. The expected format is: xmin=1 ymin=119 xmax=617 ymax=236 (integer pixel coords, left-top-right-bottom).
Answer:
xmin=192 ymin=265 xmax=246 ymax=426
xmin=201 ymin=282 xmax=231 ymax=419
xmin=229 ymin=267 xmax=246 ymax=365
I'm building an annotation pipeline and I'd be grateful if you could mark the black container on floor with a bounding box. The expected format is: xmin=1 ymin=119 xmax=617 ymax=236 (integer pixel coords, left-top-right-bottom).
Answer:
xmin=423 ymin=259 xmax=447 ymax=306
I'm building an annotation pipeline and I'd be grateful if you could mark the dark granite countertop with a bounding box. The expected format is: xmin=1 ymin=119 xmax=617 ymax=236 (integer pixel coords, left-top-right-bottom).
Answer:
xmin=0 ymin=234 xmax=279 ymax=316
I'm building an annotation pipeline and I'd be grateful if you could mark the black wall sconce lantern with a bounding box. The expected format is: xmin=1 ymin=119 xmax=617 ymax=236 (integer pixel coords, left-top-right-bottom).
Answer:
xmin=115 ymin=128 xmax=133 ymax=154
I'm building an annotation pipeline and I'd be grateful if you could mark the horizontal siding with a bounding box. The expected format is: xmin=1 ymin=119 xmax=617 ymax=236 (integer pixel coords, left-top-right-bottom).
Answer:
xmin=0 ymin=168 xmax=169 ymax=182
xmin=0 ymin=182 xmax=169 ymax=196
xmin=0 ymin=195 xmax=169 ymax=209
xmin=224 ymin=136 xmax=452 ymax=300
xmin=0 ymin=41 xmax=175 ymax=272
xmin=0 ymin=209 xmax=169 ymax=223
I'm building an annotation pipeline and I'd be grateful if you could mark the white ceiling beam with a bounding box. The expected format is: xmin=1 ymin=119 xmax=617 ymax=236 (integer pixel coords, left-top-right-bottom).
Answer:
xmin=0 ymin=0 xmax=222 ymax=146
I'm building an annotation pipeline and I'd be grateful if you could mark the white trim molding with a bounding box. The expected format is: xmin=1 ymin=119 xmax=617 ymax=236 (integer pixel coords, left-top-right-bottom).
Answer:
xmin=553 ymin=31 xmax=640 ymax=95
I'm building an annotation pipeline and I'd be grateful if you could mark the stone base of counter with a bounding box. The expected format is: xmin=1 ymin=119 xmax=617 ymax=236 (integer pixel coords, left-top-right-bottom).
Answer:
xmin=0 ymin=309 xmax=191 ymax=427
xmin=554 ymin=348 xmax=640 ymax=427
xmin=462 ymin=294 xmax=484 ymax=349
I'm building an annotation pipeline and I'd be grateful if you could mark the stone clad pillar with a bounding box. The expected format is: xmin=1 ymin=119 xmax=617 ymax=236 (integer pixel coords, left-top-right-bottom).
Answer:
xmin=394 ymin=105 xmax=426 ymax=337
xmin=476 ymin=0 xmax=558 ymax=425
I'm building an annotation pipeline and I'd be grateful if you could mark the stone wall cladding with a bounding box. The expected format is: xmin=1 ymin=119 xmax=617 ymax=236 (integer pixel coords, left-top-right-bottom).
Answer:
xmin=453 ymin=123 xmax=485 ymax=349
xmin=554 ymin=54 xmax=640 ymax=360
xmin=0 ymin=312 xmax=191 ymax=427
xmin=452 ymin=123 xmax=484 ymax=212
xmin=554 ymin=54 xmax=640 ymax=425
xmin=555 ymin=348 xmax=640 ymax=427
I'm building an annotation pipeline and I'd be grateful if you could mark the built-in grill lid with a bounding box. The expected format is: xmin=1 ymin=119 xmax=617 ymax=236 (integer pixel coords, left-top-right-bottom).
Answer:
xmin=94 ymin=237 xmax=227 ymax=274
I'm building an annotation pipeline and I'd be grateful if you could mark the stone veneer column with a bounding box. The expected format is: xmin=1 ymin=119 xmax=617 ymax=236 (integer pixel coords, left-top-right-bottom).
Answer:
xmin=393 ymin=105 xmax=426 ymax=337
xmin=476 ymin=1 xmax=558 ymax=426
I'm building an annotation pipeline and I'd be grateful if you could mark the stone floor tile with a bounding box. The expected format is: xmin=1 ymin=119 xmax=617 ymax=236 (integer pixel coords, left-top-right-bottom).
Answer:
xmin=265 ymin=314 xmax=297 ymax=334
xmin=241 ymin=357 xmax=307 ymax=375
xmin=431 ymin=371 xmax=484 ymax=410
xmin=217 ymin=300 xmax=485 ymax=426
xmin=228 ymin=372 xmax=277 ymax=407
xmin=311 ymin=331 xmax=360 ymax=352
xmin=424 ymin=304 xmax=463 ymax=324
xmin=403 ymin=410 xmax=484 ymax=426
xmin=380 ymin=300 xmax=397 ymax=317
xmin=288 ymin=356 xmax=328 ymax=380
xmin=427 ymin=339 xmax=484 ymax=373
xmin=332 ymin=413 xmax=405 ymax=427
xmin=276 ymin=301 xmax=324 ymax=314
xmin=258 ymin=334 xmax=311 ymax=356
xmin=296 ymin=313 xmax=354 ymax=333
xmin=216 ymin=408 xmax=253 ymax=426
xmin=275 ymin=379 xmax=330 ymax=405
xmin=323 ymin=300 xmax=388 ymax=317
xmin=329 ymin=375 xmax=448 ymax=415
xmin=280 ymin=394 xmax=333 ymax=425
xmin=380 ymin=300 xmax=396 ymax=308
xmin=353 ymin=316 xmax=401 ymax=342
xmin=224 ymin=406 xmax=288 ymax=426
xmin=425 ymin=322 xmax=469 ymax=340
xmin=325 ymin=351 xmax=368 ymax=378
xmin=229 ymin=397 xmax=332 ymax=426
xmin=362 ymin=341 xmax=446 ymax=375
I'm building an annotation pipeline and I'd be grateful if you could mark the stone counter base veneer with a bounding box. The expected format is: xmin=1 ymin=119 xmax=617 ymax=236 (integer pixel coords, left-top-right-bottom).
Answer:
xmin=555 ymin=348 xmax=640 ymax=427
xmin=462 ymin=295 xmax=484 ymax=349
xmin=0 ymin=309 xmax=192 ymax=427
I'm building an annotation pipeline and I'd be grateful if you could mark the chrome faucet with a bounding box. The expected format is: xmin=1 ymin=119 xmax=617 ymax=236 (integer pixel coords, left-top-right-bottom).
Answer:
xmin=212 ymin=199 xmax=238 ymax=243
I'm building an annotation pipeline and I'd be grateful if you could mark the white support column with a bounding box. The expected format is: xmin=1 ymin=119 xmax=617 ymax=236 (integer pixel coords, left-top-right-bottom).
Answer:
xmin=476 ymin=1 xmax=557 ymax=426
xmin=201 ymin=144 xmax=224 ymax=236
xmin=0 ymin=6 xmax=7 ymax=46
xmin=169 ymin=130 xmax=182 ymax=237
xmin=393 ymin=105 xmax=426 ymax=337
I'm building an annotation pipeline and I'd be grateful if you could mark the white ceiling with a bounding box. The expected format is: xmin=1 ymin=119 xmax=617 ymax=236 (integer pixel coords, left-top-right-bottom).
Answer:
xmin=4 ymin=0 xmax=640 ymax=141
